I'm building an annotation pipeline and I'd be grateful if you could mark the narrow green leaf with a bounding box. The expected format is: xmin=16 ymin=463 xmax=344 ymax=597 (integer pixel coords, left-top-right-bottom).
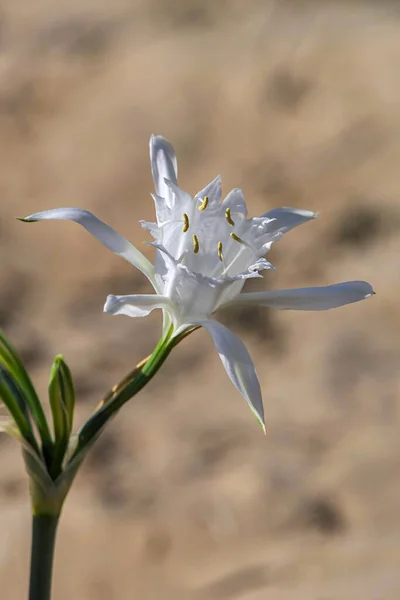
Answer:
xmin=48 ymin=357 xmax=71 ymax=479
xmin=0 ymin=367 xmax=40 ymax=454
xmin=0 ymin=332 xmax=53 ymax=456
xmin=49 ymin=362 xmax=68 ymax=442
xmin=0 ymin=364 xmax=30 ymax=420
xmin=56 ymin=356 xmax=75 ymax=437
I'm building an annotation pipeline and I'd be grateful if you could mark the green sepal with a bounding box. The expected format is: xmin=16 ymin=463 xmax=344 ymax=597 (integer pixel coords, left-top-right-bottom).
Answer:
xmin=0 ymin=332 xmax=53 ymax=458
xmin=48 ymin=356 xmax=75 ymax=479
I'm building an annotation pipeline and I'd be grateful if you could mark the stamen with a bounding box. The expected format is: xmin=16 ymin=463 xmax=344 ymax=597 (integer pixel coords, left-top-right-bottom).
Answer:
xmin=230 ymin=232 xmax=244 ymax=244
xmin=182 ymin=213 xmax=189 ymax=232
xmin=192 ymin=234 xmax=200 ymax=253
xmin=225 ymin=208 xmax=235 ymax=226
xmin=198 ymin=196 xmax=209 ymax=211
xmin=217 ymin=241 xmax=223 ymax=262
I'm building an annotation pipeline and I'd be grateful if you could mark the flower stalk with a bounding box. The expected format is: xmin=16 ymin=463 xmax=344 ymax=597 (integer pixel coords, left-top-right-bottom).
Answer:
xmin=28 ymin=515 xmax=59 ymax=600
xmin=69 ymin=325 xmax=178 ymax=461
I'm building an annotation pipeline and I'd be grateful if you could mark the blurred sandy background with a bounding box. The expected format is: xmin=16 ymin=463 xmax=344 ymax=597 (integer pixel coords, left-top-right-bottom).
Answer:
xmin=0 ymin=0 xmax=399 ymax=598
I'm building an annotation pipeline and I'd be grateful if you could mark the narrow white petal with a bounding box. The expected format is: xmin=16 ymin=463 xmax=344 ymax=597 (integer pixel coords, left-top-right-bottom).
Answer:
xmin=226 ymin=281 xmax=374 ymax=311
xmin=140 ymin=220 xmax=160 ymax=239
xmin=200 ymin=320 xmax=265 ymax=431
xmin=221 ymin=188 xmax=248 ymax=216
xmin=261 ymin=207 xmax=316 ymax=239
xmin=195 ymin=175 xmax=222 ymax=206
xmin=151 ymin=193 xmax=171 ymax=224
xmin=21 ymin=208 xmax=155 ymax=284
xmin=150 ymin=135 xmax=178 ymax=200
xmin=164 ymin=179 xmax=192 ymax=208
xmin=104 ymin=294 xmax=172 ymax=318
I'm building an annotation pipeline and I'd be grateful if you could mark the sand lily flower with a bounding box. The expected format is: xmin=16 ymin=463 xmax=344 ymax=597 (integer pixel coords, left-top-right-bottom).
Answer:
xmin=21 ymin=135 xmax=373 ymax=430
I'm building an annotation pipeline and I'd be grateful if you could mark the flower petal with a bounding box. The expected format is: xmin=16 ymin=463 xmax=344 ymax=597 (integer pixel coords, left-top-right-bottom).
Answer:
xmin=195 ymin=175 xmax=222 ymax=207
xmin=151 ymin=193 xmax=171 ymax=224
xmin=261 ymin=207 xmax=316 ymax=241
xmin=221 ymin=188 xmax=248 ymax=217
xmin=200 ymin=319 xmax=265 ymax=431
xmin=226 ymin=281 xmax=374 ymax=311
xmin=150 ymin=135 xmax=178 ymax=201
xmin=140 ymin=220 xmax=160 ymax=239
xmin=21 ymin=208 xmax=156 ymax=285
xmin=104 ymin=294 xmax=173 ymax=318
xmin=164 ymin=179 xmax=192 ymax=210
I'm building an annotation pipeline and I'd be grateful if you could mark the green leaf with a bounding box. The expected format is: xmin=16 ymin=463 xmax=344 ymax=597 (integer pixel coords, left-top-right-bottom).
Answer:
xmin=0 ymin=332 xmax=53 ymax=458
xmin=0 ymin=367 xmax=40 ymax=455
xmin=57 ymin=357 xmax=75 ymax=436
xmin=48 ymin=356 xmax=75 ymax=479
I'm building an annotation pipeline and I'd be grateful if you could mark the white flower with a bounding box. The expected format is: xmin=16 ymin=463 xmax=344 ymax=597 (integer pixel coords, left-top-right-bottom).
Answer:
xmin=22 ymin=135 xmax=374 ymax=431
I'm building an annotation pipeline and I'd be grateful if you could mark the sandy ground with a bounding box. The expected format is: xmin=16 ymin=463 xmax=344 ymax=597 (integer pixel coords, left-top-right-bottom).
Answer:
xmin=0 ymin=0 xmax=400 ymax=598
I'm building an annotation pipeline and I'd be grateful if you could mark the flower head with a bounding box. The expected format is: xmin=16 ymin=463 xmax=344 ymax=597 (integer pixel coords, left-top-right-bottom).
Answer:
xmin=21 ymin=135 xmax=374 ymax=431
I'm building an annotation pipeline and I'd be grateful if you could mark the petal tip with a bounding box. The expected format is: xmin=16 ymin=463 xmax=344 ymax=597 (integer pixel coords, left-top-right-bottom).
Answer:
xmin=355 ymin=281 xmax=374 ymax=299
xmin=150 ymin=134 xmax=174 ymax=151
xmin=252 ymin=408 xmax=266 ymax=434
xmin=103 ymin=295 xmax=116 ymax=313
xmin=247 ymin=392 xmax=265 ymax=433
xmin=300 ymin=208 xmax=318 ymax=219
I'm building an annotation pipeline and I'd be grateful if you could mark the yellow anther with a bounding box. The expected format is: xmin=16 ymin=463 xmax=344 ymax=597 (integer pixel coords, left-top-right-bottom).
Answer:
xmin=182 ymin=213 xmax=189 ymax=232
xmin=230 ymin=232 xmax=244 ymax=244
xmin=193 ymin=234 xmax=200 ymax=253
xmin=217 ymin=242 xmax=223 ymax=262
xmin=198 ymin=196 xmax=209 ymax=211
xmin=225 ymin=208 xmax=235 ymax=226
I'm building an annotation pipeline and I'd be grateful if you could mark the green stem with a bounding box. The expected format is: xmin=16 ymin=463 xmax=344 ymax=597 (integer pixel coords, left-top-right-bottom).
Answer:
xmin=69 ymin=325 xmax=199 ymax=464
xmin=70 ymin=328 xmax=175 ymax=458
xmin=28 ymin=515 xmax=59 ymax=600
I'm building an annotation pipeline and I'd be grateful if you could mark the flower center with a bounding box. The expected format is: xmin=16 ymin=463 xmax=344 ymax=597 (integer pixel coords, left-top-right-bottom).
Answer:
xmin=172 ymin=195 xmax=256 ymax=279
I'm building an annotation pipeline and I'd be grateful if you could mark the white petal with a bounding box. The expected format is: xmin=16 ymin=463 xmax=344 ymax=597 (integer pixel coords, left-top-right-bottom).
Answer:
xmin=151 ymin=193 xmax=172 ymax=225
xmin=150 ymin=135 xmax=178 ymax=201
xmin=226 ymin=281 xmax=374 ymax=311
xmin=261 ymin=207 xmax=316 ymax=240
xmin=104 ymin=294 xmax=172 ymax=318
xmin=200 ymin=320 xmax=265 ymax=431
xmin=164 ymin=179 xmax=192 ymax=209
xmin=221 ymin=188 xmax=248 ymax=217
xmin=195 ymin=175 xmax=222 ymax=207
xmin=21 ymin=208 xmax=156 ymax=285
xmin=140 ymin=220 xmax=160 ymax=239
